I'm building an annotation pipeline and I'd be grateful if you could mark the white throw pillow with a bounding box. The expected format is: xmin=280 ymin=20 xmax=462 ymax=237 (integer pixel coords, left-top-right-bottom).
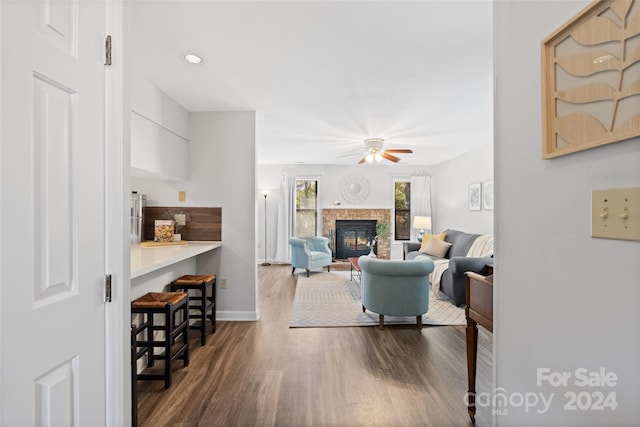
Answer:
xmin=423 ymin=237 xmax=452 ymax=258
xmin=418 ymin=233 xmax=447 ymax=253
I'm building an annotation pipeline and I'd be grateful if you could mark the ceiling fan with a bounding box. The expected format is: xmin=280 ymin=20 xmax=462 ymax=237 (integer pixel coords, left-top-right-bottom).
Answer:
xmin=338 ymin=138 xmax=413 ymax=164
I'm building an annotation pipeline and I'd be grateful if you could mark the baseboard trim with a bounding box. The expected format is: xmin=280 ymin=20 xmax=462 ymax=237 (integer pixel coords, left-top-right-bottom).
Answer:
xmin=216 ymin=310 xmax=260 ymax=321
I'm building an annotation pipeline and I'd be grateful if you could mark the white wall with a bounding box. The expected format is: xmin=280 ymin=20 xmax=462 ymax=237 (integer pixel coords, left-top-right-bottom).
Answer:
xmin=132 ymin=111 xmax=258 ymax=320
xmin=495 ymin=1 xmax=640 ymax=425
xmin=258 ymin=164 xmax=436 ymax=261
xmin=432 ymin=143 xmax=493 ymax=235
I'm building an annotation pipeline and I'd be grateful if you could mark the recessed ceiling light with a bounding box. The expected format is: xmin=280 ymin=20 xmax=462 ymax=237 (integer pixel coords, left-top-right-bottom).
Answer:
xmin=183 ymin=53 xmax=203 ymax=64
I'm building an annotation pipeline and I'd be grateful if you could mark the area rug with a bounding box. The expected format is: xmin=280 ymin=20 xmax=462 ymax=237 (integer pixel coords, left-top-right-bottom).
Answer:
xmin=289 ymin=271 xmax=466 ymax=328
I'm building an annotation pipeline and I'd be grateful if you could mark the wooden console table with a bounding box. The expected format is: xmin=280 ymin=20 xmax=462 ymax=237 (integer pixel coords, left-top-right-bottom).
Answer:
xmin=465 ymin=267 xmax=493 ymax=423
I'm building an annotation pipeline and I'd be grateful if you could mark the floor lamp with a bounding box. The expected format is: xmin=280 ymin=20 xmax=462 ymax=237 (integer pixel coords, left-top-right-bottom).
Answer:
xmin=261 ymin=190 xmax=271 ymax=266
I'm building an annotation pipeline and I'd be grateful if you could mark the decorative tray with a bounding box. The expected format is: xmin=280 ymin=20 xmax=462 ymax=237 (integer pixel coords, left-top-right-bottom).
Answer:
xmin=140 ymin=241 xmax=189 ymax=247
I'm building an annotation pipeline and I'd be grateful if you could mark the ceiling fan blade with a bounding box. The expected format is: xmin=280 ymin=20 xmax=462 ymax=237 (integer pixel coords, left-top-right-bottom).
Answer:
xmin=384 ymin=149 xmax=413 ymax=154
xmin=336 ymin=152 xmax=363 ymax=158
xmin=357 ymin=156 xmax=367 ymax=164
xmin=381 ymin=152 xmax=401 ymax=163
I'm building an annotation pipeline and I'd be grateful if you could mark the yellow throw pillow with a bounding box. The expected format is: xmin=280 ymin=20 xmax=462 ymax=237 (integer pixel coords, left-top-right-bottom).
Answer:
xmin=423 ymin=236 xmax=453 ymax=258
xmin=419 ymin=233 xmax=447 ymax=253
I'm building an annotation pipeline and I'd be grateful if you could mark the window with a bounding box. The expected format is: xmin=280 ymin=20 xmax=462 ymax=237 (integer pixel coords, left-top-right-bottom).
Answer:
xmin=394 ymin=180 xmax=411 ymax=240
xmin=295 ymin=179 xmax=317 ymax=237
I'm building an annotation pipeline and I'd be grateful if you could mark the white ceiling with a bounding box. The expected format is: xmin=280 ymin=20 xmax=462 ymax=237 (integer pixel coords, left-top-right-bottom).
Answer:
xmin=128 ymin=0 xmax=494 ymax=166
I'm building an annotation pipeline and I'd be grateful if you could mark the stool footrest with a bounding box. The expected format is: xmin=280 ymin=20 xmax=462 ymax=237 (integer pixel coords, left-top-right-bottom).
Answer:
xmin=147 ymin=350 xmax=188 ymax=361
xmin=170 ymin=274 xmax=217 ymax=346
xmin=137 ymin=373 xmax=167 ymax=381
xmin=188 ymin=302 xmax=215 ymax=311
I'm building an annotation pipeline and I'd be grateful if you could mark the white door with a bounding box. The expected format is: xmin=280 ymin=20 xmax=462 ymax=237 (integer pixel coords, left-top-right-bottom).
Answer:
xmin=1 ymin=1 xmax=110 ymax=424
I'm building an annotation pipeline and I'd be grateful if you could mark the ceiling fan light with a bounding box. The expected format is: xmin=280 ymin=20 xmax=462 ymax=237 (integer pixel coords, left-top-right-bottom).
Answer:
xmin=184 ymin=53 xmax=203 ymax=64
xmin=365 ymin=153 xmax=374 ymax=163
xmin=374 ymin=152 xmax=382 ymax=162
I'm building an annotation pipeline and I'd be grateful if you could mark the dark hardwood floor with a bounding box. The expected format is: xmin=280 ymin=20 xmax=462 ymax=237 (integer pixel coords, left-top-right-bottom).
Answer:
xmin=136 ymin=264 xmax=493 ymax=426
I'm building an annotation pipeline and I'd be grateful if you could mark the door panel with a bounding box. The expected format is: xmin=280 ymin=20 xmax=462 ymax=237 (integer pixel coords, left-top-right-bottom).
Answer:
xmin=36 ymin=0 xmax=77 ymax=55
xmin=35 ymin=357 xmax=79 ymax=426
xmin=33 ymin=73 xmax=76 ymax=306
xmin=1 ymin=1 xmax=108 ymax=424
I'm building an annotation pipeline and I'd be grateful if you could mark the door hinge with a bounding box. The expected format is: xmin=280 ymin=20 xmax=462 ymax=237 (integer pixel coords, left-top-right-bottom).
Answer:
xmin=105 ymin=274 xmax=112 ymax=303
xmin=105 ymin=35 xmax=112 ymax=66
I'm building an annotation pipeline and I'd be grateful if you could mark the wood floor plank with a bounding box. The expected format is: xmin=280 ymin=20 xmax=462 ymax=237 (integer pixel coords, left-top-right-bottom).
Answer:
xmin=136 ymin=264 xmax=493 ymax=426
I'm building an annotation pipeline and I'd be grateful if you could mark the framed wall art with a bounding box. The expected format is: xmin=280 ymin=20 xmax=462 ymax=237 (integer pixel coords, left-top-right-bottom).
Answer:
xmin=541 ymin=0 xmax=640 ymax=159
xmin=468 ymin=182 xmax=481 ymax=211
xmin=483 ymin=180 xmax=494 ymax=211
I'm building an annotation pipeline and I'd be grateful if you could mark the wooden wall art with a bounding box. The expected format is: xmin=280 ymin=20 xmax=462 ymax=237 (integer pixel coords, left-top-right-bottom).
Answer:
xmin=541 ymin=0 xmax=640 ymax=158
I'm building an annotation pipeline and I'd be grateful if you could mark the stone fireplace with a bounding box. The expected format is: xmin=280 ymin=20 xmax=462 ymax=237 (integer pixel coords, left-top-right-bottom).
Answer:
xmin=322 ymin=208 xmax=391 ymax=259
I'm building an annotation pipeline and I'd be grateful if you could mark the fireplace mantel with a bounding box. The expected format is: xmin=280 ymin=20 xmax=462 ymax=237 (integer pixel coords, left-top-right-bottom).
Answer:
xmin=322 ymin=208 xmax=392 ymax=259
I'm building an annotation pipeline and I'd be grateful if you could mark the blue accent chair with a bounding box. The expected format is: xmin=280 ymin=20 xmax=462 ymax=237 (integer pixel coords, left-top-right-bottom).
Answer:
xmin=289 ymin=237 xmax=333 ymax=277
xmin=359 ymin=255 xmax=435 ymax=330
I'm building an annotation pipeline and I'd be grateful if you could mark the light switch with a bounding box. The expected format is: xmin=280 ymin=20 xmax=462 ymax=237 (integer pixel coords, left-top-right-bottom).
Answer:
xmin=591 ymin=187 xmax=640 ymax=241
xmin=178 ymin=191 xmax=186 ymax=202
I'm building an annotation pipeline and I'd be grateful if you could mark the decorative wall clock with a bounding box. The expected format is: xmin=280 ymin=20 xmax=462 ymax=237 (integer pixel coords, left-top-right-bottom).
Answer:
xmin=340 ymin=174 xmax=370 ymax=204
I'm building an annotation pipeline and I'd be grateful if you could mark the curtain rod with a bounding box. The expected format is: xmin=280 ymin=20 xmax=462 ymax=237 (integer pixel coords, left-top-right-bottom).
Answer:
xmin=293 ymin=174 xmax=322 ymax=179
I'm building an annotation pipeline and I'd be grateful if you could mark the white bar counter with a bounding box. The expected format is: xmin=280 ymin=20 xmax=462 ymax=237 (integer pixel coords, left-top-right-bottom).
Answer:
xmin=130 ymin=241 xmax=222 ymax=279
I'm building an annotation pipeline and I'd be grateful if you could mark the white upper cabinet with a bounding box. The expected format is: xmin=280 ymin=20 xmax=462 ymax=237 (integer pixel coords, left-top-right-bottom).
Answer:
xmin=130 ymin=76 xmax=189 ymax=180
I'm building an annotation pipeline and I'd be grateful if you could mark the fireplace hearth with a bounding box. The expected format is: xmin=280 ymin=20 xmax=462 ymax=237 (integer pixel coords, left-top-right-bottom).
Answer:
xmin=335 ymin=220 xmax=376 ymax=259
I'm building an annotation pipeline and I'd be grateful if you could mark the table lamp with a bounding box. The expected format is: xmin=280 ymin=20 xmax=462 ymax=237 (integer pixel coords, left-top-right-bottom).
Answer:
xmin=412 ymin=216 xmax=432 ymax=242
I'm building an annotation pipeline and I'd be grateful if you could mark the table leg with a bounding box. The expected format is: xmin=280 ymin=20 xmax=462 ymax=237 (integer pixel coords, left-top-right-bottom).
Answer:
xmin=466 ymin=318 xmax=479 ymax=423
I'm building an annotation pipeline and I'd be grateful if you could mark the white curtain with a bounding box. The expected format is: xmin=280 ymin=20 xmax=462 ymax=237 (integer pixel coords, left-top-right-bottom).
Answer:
xmin=410 ymin=175 xmax=433 ymax=240
xmin=274 ymin=175 xmax=295 ymax=263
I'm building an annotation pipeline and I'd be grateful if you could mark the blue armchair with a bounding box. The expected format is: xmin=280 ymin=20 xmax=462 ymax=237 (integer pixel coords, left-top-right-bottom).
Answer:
xmin=289 ymin=237 xmax=333 ymax=277
xmin=359 ymin=255 xmax=434 ymax=330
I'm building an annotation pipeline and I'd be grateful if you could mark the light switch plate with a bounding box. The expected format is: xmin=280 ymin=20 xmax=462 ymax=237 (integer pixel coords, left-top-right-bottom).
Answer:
xmin=178 ymin=191 xmax=186 ymax=202
xmin=591 ymin=187 xmax=640 ymax=241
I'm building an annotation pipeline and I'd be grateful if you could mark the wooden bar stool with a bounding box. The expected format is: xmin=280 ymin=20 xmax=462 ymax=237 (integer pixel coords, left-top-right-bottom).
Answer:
xmin=131 ymin=292 xmax=189 ymax=389
xmin=170 ymin=274 xmax=216 ymax=345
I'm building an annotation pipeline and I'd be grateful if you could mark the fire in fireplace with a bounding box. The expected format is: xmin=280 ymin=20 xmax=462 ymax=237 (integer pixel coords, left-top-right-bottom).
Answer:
xmin=334 ymin=220 xmax=377 ymax=259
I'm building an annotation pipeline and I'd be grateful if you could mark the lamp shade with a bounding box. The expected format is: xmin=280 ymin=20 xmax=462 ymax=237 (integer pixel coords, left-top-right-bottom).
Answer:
xmin=412 ymin=216 xmax=432 ymax=230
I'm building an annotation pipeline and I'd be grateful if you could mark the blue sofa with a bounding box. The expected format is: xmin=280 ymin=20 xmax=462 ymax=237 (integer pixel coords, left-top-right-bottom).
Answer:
xmin=359 ymin=255 xmax=435 ymax=330
xmin=289 ymin=236 xmax=332 ymax=277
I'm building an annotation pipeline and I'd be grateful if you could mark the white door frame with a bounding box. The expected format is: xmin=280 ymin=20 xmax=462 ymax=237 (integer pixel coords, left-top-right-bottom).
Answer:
xmin=105 ymin=0 xmax=127 ymax=425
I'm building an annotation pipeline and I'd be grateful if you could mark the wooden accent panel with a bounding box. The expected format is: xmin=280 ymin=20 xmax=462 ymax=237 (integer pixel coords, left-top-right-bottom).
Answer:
xmin=541 ymin=0 xmax=640 ymax=158
xmin=143 ymin=207 xmax=221 ymax=241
